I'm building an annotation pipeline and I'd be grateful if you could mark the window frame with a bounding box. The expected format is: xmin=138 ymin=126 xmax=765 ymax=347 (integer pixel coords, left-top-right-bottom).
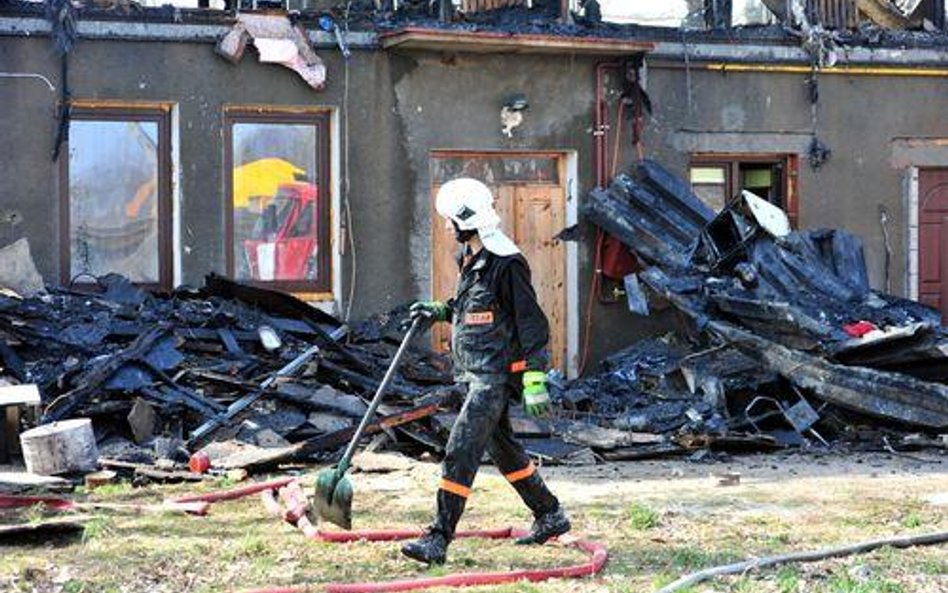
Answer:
xmin=223 ymin=106 xmax=332 ymax=295
xmin=690 ymin=153 xmax=800 ymax=228
xmin=59 ymin=102 xmax=174 ymax=290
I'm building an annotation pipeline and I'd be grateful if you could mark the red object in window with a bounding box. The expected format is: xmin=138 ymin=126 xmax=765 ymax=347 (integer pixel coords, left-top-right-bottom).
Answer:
xmin=244 ymin=182 xmax=319 ymax=282
xmin=600 ymin=234 xmax=639 ymax=280
xmin=842 ymin=320 xmax=877 ymax=338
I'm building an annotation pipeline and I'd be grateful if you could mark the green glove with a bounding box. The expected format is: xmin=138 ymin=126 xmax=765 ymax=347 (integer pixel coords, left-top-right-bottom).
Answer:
xmin=522 ymin=371 xmax=551 ymax=418
xmin=409 ymin=301 xmax=450 ymax=326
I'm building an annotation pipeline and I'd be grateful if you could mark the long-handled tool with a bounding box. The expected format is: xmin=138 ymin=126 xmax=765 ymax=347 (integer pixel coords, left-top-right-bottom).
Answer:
xmin=314 ymin=317 xmax=422 ymax=529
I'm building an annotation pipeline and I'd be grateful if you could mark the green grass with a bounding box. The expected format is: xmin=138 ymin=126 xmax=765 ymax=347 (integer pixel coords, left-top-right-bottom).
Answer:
xmin=627 ymin=502 xmax=660 ymax=530
xmin=827 ymin=575 xmax=905 ymax=593
xmin=1 ymin=457 xmax=945 ymax=593
xmin=900 ymin=512 xmax=923 ymax=529
xmin=776 ymin=566 xmax=801 ymax=593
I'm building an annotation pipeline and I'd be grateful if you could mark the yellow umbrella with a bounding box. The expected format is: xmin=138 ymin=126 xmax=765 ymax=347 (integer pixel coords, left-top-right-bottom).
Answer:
xmin=232 ymin=158 xmax=306 ymax=210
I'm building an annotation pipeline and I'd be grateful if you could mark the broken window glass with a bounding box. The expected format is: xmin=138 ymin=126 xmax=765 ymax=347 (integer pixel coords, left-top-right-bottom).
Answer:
xmin=67 ymin=119 xmax=164 ymax=284
xmin=227 ymin=113 xmax=330 ymax=292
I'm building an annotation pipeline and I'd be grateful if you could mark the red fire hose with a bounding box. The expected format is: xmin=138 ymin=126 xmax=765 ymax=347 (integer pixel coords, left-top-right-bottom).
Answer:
xmin=242 ymin=482 xmax=608 ymax=593
xmin=182 ymin=478 xmax=607 ymax=592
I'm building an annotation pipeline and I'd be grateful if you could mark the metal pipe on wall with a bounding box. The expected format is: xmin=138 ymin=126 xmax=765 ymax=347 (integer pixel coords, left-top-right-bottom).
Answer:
xmin=651 ymin=61 xmax=948 ymax=77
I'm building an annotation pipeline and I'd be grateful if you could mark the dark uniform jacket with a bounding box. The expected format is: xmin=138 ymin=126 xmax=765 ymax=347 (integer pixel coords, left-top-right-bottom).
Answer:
xmin=449 ymin=249 xmax=550 ymax=382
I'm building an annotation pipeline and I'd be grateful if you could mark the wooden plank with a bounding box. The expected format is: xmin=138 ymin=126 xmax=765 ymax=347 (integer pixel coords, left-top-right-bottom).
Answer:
xmin=0 ymin=516 xmax=92 ymax=541
xmin=0 ymin=471 xmax=71 ymax=492
xmin=431 ymin=183 xmax=456 ymax=353
xmin=513 ymin=184 xmax=566 ymax=371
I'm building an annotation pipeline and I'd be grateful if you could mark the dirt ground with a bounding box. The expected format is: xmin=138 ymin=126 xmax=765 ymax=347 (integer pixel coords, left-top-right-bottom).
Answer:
xmin=2 ymin=450 xmax=946 ymax=593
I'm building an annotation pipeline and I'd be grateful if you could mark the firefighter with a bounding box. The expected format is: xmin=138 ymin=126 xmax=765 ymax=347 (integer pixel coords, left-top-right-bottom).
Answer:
xmin=401 ymin=178 xmax=570 ymax=565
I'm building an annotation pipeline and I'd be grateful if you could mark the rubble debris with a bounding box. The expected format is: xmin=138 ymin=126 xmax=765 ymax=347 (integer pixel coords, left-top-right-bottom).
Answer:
xmin=83 ymin=469 xmax=117 ymax=489
xmin=127 ymin=398 xmax=157 ymax=445
xmin=217 ymin=14 xmax=327 ymax=90
xmin=576 ymin=159 xmax=948 ymax=452
xmin=0 ymin=471 xmax=71 ymax=494
xmin=0 ymin=274 xmax=471 ymax=476
xmin=0 ymin=516 xmax=91 ymax=542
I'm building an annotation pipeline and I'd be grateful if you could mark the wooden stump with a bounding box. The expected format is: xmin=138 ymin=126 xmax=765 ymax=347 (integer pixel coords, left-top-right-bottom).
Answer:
xmin=20 ymin=418 xmax=99 ymax=476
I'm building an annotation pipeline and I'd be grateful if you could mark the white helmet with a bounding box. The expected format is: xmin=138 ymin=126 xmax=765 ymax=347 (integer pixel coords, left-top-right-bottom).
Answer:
xmin=435 ymin=178 xmax=520 ymax=256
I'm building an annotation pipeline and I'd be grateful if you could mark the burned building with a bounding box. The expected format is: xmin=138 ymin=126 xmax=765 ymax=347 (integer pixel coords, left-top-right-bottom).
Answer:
xmin=1 ymin=0 xmax=947 ymax=380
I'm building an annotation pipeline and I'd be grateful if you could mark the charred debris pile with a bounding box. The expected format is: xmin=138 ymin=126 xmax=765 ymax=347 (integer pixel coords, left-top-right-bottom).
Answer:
xmin=570 ymin=159 xmax=948 ymax=458
xmin=0 ymin=274 xmax=470 ymax=479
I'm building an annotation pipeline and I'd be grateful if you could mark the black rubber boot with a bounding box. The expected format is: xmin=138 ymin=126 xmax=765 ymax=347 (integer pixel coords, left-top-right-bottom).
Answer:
xmin=401 ymin=531 xmax=449 ymax=565
xmin=515 ymin=506 xmax=571 ymax=545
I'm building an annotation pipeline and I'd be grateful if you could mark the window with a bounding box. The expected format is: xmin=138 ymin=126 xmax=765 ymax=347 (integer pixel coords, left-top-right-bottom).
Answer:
xmin=690 ymin=155 xmax=799 ymax=227
xmin=224 ymin=108 xmax=331 ymax=293
xmin=61 ymin=104 xmax=172 ymax=288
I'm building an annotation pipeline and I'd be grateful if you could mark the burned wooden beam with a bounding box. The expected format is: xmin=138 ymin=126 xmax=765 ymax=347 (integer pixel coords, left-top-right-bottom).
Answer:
xmin=708 ymin=320 xmax=948 ymax=429
xmin=317 ymin=359 xmax=422 ymax=400
xmin=188 ymin=344 xmax=321 ymax=446
xmin=42 ymin=326 xmax=170 ymax=423
xmin=641 ymin=266 xmax=948 ymax=429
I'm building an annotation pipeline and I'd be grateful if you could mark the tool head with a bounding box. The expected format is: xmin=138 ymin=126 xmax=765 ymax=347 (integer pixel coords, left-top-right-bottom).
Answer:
xmin=313 ymin=467 xmax=353 ymax=530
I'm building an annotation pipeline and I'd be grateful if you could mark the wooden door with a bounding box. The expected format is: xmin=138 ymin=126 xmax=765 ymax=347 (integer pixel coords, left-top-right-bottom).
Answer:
xmin=430 ymin=153 xmax=567 ymax=371
xmin=919 ymin=169 xmax=948 ymax=321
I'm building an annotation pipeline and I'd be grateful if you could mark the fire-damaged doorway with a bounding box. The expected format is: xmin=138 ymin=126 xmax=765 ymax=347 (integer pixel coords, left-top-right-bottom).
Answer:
xmin=918 ymin=168 xmax=948 ymax=321
xmin=430 ymin=151 xmax=570 ymax=372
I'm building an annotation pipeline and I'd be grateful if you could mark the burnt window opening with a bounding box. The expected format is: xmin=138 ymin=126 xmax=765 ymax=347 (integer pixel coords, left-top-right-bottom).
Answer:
xmin=224 ymin=107 xmax=332 ymax=295
xmin=60 ymin=104 xmax=173 ymax=290
xmin=690 ymin=155 xmax=799 ymax=227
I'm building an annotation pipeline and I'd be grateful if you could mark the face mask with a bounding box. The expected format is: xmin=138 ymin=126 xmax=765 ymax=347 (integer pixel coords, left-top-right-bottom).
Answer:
xmin=452 ymin=220 xmax=476 ymax=244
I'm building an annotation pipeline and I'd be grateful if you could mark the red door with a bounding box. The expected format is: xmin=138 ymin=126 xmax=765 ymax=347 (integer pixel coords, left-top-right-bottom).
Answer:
xmin=918 ymin=169 xmax=948 ymax=322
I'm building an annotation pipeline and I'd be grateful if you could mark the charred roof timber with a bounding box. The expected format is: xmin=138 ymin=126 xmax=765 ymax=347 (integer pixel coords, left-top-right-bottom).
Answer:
xmin=2 ymin=0 xmax=947 ymax=38
xmin=582 ymin=160 xmax=948 ymax=432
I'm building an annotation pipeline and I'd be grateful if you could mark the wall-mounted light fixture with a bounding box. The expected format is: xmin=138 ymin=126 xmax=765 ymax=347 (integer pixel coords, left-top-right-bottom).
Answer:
xmin=500 ymin=93 xmax=529 ymax=138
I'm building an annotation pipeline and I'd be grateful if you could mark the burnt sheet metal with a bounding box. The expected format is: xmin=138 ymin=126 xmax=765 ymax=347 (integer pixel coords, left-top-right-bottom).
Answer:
xmin=585 ymin=175 xmax=706 ymax=269
xmin=633 ymin=159 xmax=716 ymax=229
xmin=582 ymin=160 xmax=714 ymax=270
xmin=202 ymin=274 xmax=344 ymax=342
xmin=216 ymin=13 xmax=326 ymax=90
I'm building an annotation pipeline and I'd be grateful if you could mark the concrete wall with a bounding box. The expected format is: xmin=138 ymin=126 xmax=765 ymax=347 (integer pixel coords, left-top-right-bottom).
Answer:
xmin=3 ymin=29 xmax=948 ymax=373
